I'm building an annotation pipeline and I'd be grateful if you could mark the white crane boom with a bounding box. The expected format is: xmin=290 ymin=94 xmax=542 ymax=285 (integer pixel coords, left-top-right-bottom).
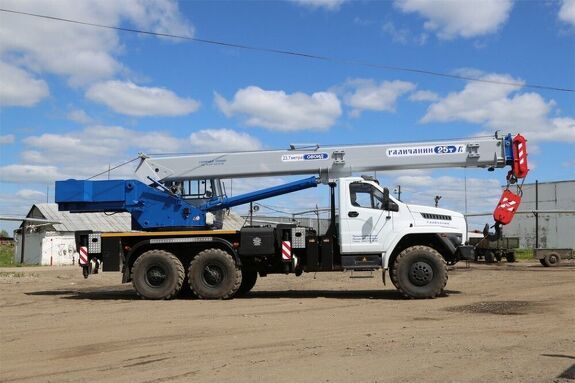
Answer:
xmin=135 ymin=134 xmax=510 ymax=184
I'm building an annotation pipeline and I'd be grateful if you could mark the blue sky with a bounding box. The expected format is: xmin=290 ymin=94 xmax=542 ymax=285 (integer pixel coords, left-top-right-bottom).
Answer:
xmin=0 ymin=0 xmax=574 ymax=233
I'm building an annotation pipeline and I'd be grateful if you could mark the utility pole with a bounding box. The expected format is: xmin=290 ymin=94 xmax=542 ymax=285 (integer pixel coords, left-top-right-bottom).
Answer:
xmin=535 ymin=180 xmax=539 ymax=249
xmin=464 ymin=171 xmax=468 ymax=216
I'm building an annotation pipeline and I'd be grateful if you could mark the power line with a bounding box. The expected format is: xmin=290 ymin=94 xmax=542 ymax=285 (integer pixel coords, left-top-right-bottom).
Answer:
xmin=1 ymin=8 xmax=573 ymax=93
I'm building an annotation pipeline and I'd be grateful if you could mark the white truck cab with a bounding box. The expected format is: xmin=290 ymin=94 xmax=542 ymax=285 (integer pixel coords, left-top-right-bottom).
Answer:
xmin=338 ymin=177 xmax=468 ymax=268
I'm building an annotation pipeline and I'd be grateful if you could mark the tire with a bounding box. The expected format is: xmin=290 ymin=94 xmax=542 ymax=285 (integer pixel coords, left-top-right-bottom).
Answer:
xmin=542 ymin=253 xmax=561 ymax=267
xmin=484 ymin=251 xmax=495 ymax=264
xmin=235 ymin=270 xmax=258 ymax=297
xmin=506 ymin=253 xmax=516 ymax=263
xmin=188 ymin=248 xmax=241 ymax=299
xmin=178 ymin=272 xmax=197 ymax=298
xmin=131 ymin=250 xmax=184 ymax=300
xmin=389 ymin=265 xmax=399 ymax=289
xmin=392 ymin=246 xmax=448 ymax=299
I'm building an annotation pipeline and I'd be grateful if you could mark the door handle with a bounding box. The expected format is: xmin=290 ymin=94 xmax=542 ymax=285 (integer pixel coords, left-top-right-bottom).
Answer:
xmin=348 ymin=211 xmax=359 ymax=217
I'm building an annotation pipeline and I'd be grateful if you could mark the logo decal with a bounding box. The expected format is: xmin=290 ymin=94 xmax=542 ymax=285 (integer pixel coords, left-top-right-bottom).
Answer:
xmin=281 ymin=152 xmax=329 ymax=162
xmin=386 ymin=145 xmax=465 ymax=157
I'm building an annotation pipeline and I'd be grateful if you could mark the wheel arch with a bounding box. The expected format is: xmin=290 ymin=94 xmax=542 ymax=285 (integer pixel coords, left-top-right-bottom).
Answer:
xmin=386 ymin=233 xmax=456 ymax=271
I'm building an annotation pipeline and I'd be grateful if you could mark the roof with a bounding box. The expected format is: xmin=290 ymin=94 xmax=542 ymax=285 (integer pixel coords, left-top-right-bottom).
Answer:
xmin=23 ymin=204 xmax=132 ymax=232
xmin=21 ymin=204 xmax=244 ymax=232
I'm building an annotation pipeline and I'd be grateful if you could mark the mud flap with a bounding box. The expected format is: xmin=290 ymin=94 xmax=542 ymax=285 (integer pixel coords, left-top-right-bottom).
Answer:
xmin=456 ymin=245 xmax=475 ymax=261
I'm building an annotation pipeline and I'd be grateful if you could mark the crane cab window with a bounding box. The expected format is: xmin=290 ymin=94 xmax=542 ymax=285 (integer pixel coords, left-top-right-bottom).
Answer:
xmin=167 ymin=179 xmax=214 ymax=199
xmin=350 ymin=183 xmax=384 ymax=209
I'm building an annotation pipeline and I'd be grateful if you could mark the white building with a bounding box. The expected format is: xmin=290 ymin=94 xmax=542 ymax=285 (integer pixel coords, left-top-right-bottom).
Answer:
xmin=14 ymin=203 xmax=246 ymax=265
xmin=14 ymin=204 xmax=131 ymax=265
xmin=503 ymin=180 xmax=575 ymax=249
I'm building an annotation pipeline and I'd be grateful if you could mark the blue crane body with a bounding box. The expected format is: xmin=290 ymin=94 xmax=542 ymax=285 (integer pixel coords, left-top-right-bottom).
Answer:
xmin=56 ymin=176 xmax=319 ymax=230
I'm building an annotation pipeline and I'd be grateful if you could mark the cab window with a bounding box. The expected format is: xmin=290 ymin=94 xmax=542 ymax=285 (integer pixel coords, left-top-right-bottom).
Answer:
xmin=349 ymin=183 xmax=384 ymax=209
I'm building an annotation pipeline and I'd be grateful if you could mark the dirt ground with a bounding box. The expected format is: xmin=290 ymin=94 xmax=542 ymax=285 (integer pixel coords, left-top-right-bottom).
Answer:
xmin=1 ymin=261 xmax=574 ymax=383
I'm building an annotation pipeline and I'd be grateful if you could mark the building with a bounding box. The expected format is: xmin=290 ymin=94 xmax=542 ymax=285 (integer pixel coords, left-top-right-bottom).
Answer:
xmin=14 ymin=204 xmax=245 ymax=265
xmin=503 ymin=180 xmax=575 ymax=249
xmin=14 ymin=204 xmax=132 ymax=265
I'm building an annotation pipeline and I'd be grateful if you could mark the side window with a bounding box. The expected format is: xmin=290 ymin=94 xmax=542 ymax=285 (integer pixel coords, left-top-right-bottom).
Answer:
xmin=169 ymin=179 xmax=214 ymax=198
xmin=349 ymin=183 xmax=383 ymax=209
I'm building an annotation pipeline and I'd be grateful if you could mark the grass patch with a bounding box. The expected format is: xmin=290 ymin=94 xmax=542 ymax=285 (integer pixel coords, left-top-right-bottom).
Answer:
xmin=0 ymin=244 xmax=16 ymax=267
xmin=514 ymin=248 xmax=534 ymax=260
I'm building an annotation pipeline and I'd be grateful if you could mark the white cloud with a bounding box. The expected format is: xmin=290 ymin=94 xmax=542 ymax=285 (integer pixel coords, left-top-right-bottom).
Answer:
xmin=0 ymin=0 xmax=193 ymax=86
xmin=559 ymin=0 xmax=575 ymax=26
xmin=0 ymin=164 xmax=62 ymax=183
xmin=394 ymin=0 xmax=513 ymax=39
xmin=67 ymin=109 xmax=93 ymax=124
xmin=409 ymin=90 xmax=439 ymax=102
xmin=393 ymin=173 xmax=502 ymax=219
xmin=15 ymin=189 xmax=46 ymax=200
xmin=189 ymin=129 xmax=262 ymax=152
xmin=420 ymin=73 xmax=575 ymax=142
xmin=86 ymin=81 xmax=199 ymax=116
xmin=290 ymin=0 xmax=346 ymax=11
xmin=215 ymin=86 xmax=341 ymax=131
xmin=382 ymin=21 xmax=428 ymax=45
xmin=343 ymin=79 xmax=415 ymax=116
xmin=22 ymin=126 xmax=183 ymax=164
xmin=0 ymin=134 xmax=16 ymax=145
xmin=0 ymin=61 xmax=49 ymax=106
xmin=1 ymin=125 xmax=183 ymax=183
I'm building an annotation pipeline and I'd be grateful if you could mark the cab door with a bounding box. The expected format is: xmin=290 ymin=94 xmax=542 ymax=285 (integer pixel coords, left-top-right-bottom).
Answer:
xmin=339 ymin=180 xmax=394 ymax=254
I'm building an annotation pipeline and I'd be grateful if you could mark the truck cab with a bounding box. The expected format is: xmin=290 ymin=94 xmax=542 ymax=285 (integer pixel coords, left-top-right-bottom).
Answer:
xmin=338 ymin=177 xmax=469 ymax=267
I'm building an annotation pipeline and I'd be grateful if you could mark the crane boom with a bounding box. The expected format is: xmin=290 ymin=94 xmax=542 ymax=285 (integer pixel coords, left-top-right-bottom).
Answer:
xmin=135 ymin=134 xmax=513 ymax=184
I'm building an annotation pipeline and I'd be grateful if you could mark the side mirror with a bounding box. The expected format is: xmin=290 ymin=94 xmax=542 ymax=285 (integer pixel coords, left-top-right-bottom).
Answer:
xmin=382 ymin=188 xmax=399 ymax=212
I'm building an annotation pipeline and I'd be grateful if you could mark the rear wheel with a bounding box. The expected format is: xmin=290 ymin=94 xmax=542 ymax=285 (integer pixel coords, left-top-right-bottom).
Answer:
xmin=235 ymin=270 xmax=258 ymax=297
xmin=541 ymin=253 xmax=561 ymax=267
xmin=188 ymin=248 xmax=241 ymax=299
xmin=506 ymin=252 xmax=516 ymax=263
xmin=132 ymin=250 xmax=184 ymax=300
xmin=484 ymin=251 xmax=495 ymax=264
xmin=392 ymin=246 xmax=447 ymax=299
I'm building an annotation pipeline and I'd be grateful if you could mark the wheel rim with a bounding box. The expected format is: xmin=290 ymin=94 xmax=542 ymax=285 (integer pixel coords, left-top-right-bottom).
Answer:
xmin=146 ymin=265 xmax=168 ymax=287
xmin=549 ymin=255 xmax=558 ymax=264
xmin=409 ymin=261 xmax=434 ymax=286
xmin=203 ymin=264 xmax=224 ymax=287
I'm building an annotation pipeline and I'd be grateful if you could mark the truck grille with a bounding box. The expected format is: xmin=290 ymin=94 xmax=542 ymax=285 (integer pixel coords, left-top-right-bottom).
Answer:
xmin=421 ymin=213 xmax=452 ymax=221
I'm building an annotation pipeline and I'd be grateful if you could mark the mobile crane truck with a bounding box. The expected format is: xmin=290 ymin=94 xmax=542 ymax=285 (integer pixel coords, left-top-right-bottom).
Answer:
xmin=55 ymin=133 xmax=529 ymax=299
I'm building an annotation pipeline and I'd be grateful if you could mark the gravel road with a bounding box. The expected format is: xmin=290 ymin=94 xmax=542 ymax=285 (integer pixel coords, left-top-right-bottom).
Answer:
xmin=1 ymin=261 xmax=574 ymax=383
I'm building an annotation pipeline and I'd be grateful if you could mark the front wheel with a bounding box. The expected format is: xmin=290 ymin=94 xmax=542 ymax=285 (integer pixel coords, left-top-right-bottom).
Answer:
xmin=392 ymin=246 xmax=447 ymax=299
xmin=131 ymin=250 xmax=184 ymax=300
xmin=188 ymin=248 xmax=241 ymax=299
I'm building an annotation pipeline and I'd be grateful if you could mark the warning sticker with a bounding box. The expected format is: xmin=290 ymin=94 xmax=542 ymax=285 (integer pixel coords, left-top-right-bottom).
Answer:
xmin=386 ymin=145 xmax=465 ymax=157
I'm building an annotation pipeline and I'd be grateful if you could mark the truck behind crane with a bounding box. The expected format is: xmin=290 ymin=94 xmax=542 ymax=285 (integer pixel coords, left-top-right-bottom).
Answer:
xmin=56 ymin=133 xmax=529 ymax=300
